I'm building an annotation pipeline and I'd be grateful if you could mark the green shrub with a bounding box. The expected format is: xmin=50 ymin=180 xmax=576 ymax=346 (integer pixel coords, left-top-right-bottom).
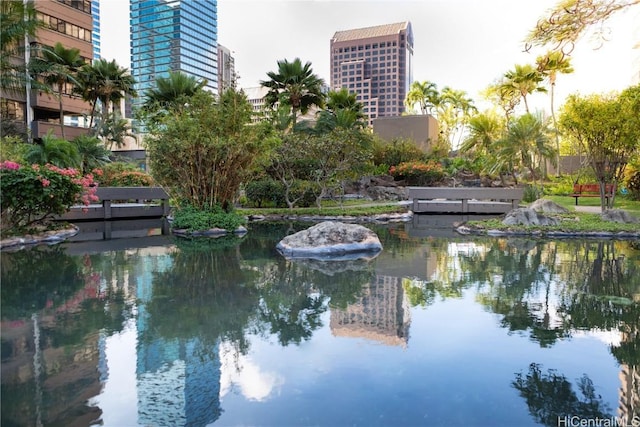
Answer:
xmin=373 ymin=138 xmax=424 ymax=167
xmin=389 ymin=160 xmax=445 ymax=185
xmin=100 ymin=162 xmax=154 ymax=187
xmin=171 ymin=204 xmax=246 ymax=232
xmin=626 ymin=168 xmax=640 ymax=201
xmin=1 ymin=161 xmax=98 ymax=232
xmin=245 ymin=179 xmax=285 ymax=208
xmin=523 ymin=184 xmax=544 ymax=203
xmin=0 ymin=136 xmax=29 ymax=163
xmin=245 ymin=179 xmax=320 ymax=208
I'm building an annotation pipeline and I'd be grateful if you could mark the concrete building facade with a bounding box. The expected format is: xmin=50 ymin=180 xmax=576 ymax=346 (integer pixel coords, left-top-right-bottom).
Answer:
xmin=217 ymin=44 xmax=235 ymax=96
xmin=330 ymin=22 xmax=414 ymax=126
xmin=1 ymin=0 xmax=95 ymax=141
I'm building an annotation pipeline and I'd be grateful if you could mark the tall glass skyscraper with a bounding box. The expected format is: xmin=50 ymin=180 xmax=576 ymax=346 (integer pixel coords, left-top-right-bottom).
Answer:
xmin=130 ymin=0 xmax=218 ymax=108
xmin=92 ymin=0 xmax=100 ymax=59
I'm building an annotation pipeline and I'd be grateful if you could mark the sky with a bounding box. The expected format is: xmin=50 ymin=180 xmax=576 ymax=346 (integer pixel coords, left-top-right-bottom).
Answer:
xmin=100 ymin=0 xmax=638 ymax=113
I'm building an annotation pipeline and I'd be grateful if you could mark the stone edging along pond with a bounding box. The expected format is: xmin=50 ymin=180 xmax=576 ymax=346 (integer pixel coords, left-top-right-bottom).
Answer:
xmin=3 ymin=209 xmax=639 ymax=251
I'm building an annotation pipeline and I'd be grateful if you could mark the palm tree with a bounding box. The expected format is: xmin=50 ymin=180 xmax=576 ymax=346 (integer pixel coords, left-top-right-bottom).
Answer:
xmin=24 ymin=131 xmax=80 ymax=168
xmin=499 ymin=113 xmax=555 ymax=185
xmin=71 ymin=135 xmax=111 ymax=173
xmin=437 ymin=87 xmax=477 ymax=150
xmin=143 ymin=71 xmax=206 ymax=114
xmin=502 ymin=64 xmax=547 ymax=113
xmin=404 ymin=80 xmax=439 ymax=115
xmin=461 ymin=111 xmax=507 ymax=184
xmin=314 ymin=88 xmax=366 ymax=132
xmin=261 ymin=58 xmax=325 ymax=128
xmin=76 ymin=59 xmax=137 ymax=129
xmin=536 ymin=51 xmax=573 ymax=175
xmin=41 ymin=42 xmax=84 ymax=139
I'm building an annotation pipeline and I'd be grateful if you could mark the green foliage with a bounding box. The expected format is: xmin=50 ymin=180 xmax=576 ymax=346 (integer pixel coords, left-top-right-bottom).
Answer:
xmin=626 ymin=167 xmax=640 ymax=201
xmin=522 ymin=184 xmax=544 ymax=203
xmin=1 ymin=161 xmax=97 ymax=232
xmin=99 ymin=162 xmax=154 ymax=187
xmin=244 ymin=178 xmax=319 ymax=208
xmin=389 ymin=160 xmax=445 ymax=185
xmin=71 ymin=134 xmax=111 ymax=174
xmin=0 ymin=136 xmax=28 ymax=163
xmin=171 ymin=204 xmax=246 ymax=232
xmin=24 ymin=131 xmax=80 ymax=168
xmin=245 ymin=179 xmax=285 ymax=208
xmin=261 ymin=57 xmax=326 ymax=127
xmin=146 ymin=88 xmax=271 ymax=210
xmin=372 ymin=138 xmax=424 ymax=167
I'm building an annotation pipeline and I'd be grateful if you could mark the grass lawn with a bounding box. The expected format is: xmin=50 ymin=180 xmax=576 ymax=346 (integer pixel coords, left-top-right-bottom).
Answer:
xmin=542 ymin=194 xmax=640 ymax=217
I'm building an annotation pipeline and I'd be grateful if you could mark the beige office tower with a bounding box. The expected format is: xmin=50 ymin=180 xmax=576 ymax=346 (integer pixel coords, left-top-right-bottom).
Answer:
xmin=330 ymin=22 xmax=414 ymax=127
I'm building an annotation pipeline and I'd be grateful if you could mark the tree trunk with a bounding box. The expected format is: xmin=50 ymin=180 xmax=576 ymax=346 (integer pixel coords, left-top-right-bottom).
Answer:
xmin=58 ymin=82 xmax=65 ymax=140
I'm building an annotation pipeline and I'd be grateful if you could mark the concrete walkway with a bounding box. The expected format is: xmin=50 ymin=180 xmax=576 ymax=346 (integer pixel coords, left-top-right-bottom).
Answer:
xmin=573 ymin=205 xmax=603 ymax=213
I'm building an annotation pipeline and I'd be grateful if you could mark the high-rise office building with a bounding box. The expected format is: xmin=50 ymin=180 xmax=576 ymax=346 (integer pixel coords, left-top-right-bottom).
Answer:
xmin=92 ymin=0 xmax=100 ymax=60
xmin=130 ymin=0 xmax=218 ymax=109
xmin=0 ymin=0 xmax=94 ymax=140
xmin=217 ymin=44 xmax=235 ymax=95
xmin=330 ymin=22 xmax=414 ymax=126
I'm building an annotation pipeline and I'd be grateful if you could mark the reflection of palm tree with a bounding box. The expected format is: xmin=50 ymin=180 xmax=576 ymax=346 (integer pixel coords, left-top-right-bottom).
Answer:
xmin=513 ymin=363 xmax=613 ymax=427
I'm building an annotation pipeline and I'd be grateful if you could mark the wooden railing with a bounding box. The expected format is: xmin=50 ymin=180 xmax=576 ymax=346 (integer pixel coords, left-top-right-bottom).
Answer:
xmin=55 ymin=187 xmax=170 ymax=221
xmin=408 ymin=187 xmax=523 ymax=214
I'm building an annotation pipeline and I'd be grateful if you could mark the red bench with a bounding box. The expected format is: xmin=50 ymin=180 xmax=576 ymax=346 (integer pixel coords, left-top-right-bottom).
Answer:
xmin=571 ymin=183 xmax=616 ymax=206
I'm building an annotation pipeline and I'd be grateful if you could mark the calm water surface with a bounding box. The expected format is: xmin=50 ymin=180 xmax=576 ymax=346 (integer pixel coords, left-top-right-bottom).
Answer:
xmin=1 ymin=222 xmax=639 ymax=427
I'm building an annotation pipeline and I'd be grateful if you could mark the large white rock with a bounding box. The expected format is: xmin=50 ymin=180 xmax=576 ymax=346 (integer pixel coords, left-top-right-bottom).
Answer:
xmin=529 ymin=199 xmax=569 ymax=214
xmin=276 ymin=221 xmax=383 ymax=260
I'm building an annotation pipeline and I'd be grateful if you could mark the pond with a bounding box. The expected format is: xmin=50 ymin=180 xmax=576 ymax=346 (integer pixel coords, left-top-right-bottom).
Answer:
xmin=1 ymin=221 xmax=639 ymax=427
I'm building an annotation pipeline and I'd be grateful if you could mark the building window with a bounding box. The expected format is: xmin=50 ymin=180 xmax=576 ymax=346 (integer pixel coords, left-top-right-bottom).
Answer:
xmin=1 ymin=100 xmax=24 ymax=120
xmin=37 ymin=12 xmax=92 ymax=42
xmin=56 ymin=0 xmax=91 ymax=14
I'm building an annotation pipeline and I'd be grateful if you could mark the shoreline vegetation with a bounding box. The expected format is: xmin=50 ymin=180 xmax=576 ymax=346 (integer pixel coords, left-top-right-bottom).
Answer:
xmin=1 ymin=196 xmax=639 ymax=250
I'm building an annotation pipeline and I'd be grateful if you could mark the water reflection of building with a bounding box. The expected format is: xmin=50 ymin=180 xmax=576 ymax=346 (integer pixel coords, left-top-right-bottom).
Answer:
xmin=330 ymin=275 xmax=410 ymax=347
xmin=135 ymin=254 xmax=222 ymax=427
xmin=0 ymin=293 xmax=104 ymax=426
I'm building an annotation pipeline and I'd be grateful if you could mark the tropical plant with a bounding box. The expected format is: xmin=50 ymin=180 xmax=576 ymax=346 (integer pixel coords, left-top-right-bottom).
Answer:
xmin=0 ymin=160 xmax=98 ymax=231
xmin=501 ymin=64 xmax=547 ymax=114
xmin=405 ymin=80 xmax=439 ymax=115
xmin=314 ymin=88 xmax=366 ymax=132
xmin=40 ymin=42 xmax=84 ymax=139
xmin=559 ymin=85 xmax=640 ymax=210
xmin=71 ymin=135 xmax=111 ymax=174
xmin=76 ymin=58 xmax=136 ymax=129
xmin=497 ymin=113 xmax=555 ymax=185
xmin=95 ymin=111 xmax=134 ymax=150
xmin=24 ymin=131 xmax=80 ymax=168
xmin=139 ymin=71 xmax=206 ymax=125
xmin=99 ymin=161 xmax=153 ymax=187
xmin=536 ymin=51 xmax=574 ymax=175
xmin=261 ymin=58 xmax=326 ymax=128
xmin=145 ymin=88 xmax=273 ymax=210
xmin=436 ymin=86 xmax=477 ymax=150
xmin=389 ymin=160 xmax=445 ymax=186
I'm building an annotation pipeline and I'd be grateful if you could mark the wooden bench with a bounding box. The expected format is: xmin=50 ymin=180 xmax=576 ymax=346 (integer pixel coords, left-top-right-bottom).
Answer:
xmin=55 ymin=187 xmax=171 ymax=221
xmin=571 ymin=184 xmax=615 ymax=206
xmin=407 ymin=187 xmax=523 ymax=214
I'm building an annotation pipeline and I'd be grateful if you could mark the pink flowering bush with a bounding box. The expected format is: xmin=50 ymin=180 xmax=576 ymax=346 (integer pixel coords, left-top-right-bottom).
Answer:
xmin=0 ymin=161 xmax=99 ymax=232
xmin=389 ymin=160 xmax=445 ymax=186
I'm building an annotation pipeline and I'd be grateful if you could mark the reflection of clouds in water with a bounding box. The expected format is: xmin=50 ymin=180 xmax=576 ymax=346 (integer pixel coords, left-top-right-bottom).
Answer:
xmin=219 ymin=341 xmax=284 ymax=402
